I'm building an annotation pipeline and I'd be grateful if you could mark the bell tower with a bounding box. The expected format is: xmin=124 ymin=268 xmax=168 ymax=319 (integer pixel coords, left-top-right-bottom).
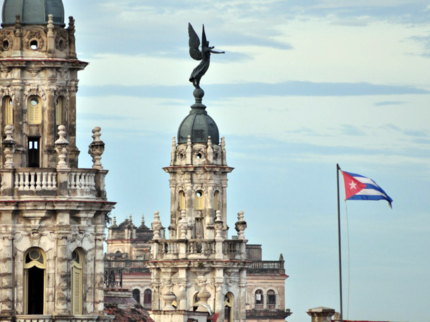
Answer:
xmin=0 ymin=0 xmax=82 ymax=168
xmin=0 ymin=1 xmax=114 ymax=321
xmin=149 ymin=87 xmax=248 ymax=322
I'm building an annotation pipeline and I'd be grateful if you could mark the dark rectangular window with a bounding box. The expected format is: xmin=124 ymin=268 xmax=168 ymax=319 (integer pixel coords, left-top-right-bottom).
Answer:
xmin=28 ymin=137 xmax=40 ymax=168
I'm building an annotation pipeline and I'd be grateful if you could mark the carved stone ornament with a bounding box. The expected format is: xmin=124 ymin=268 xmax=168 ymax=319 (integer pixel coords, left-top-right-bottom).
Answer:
xmin=55 ymin=29 xmax=69 ymax=51
xmin=25 ymin=30 xmax=45 ymax=51
xmin=0 ymin=30 xmax=14 ymax=51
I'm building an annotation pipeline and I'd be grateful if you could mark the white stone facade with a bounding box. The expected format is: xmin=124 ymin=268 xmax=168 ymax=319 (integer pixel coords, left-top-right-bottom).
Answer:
xmin=0 ymin=5 xmax=114 ymax=322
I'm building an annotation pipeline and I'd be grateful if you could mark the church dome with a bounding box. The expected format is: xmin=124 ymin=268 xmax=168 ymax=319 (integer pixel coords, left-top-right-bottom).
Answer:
xmin=2 ymin=0 xmax=65 ymax=26
xmin=177 ymin=107 xmax=219 ymax=145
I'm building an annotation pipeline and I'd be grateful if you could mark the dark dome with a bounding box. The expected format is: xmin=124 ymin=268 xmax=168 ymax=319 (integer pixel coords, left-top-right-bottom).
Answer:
xmin=2 ymin=0 xmax=65 ymax=26
xmin=178 ymin=107 xmax=219 ymax=145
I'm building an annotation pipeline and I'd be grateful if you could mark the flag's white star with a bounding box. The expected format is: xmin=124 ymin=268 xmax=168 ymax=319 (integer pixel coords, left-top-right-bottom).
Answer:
xmin=349 ymin=181 xmax=357 ymax=189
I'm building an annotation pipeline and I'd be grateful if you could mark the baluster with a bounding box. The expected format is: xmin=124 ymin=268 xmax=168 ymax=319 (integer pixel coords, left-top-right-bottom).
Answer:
xmin=30 ymin=172 xmax=36 ymax=190
xmin=23 ymin=172 xmax=29 ymax=190
xmin=91 ymin=173 xmax=96 ymax=189
xmin=42 ymin=172 xmax=47 ymax=189
xmin=14 ymin=173 xmax=19 ymax=189
xmin=36 ymin=171 xmax=42 ymax=190
xmin=84 ymin=173 xmax=89 ymax=189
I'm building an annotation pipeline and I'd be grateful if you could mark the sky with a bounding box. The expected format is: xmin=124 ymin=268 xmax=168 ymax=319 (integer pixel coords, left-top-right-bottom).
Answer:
xmin=61 ymin=1 xmax=429 ymax=321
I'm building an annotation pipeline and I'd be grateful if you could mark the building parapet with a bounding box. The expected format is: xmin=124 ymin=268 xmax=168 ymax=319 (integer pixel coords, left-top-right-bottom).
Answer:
xmin=0 ymin=167 xmax=108 ymax=200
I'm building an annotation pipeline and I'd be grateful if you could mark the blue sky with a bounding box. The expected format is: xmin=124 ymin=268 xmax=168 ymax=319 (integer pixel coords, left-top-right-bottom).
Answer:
xmin=62 ymin=1 xmax=430 ymax=321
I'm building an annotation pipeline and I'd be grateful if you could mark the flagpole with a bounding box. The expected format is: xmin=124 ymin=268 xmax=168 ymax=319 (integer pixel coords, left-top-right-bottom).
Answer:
xmin=337 ymin=163 xmax=343 ymax=322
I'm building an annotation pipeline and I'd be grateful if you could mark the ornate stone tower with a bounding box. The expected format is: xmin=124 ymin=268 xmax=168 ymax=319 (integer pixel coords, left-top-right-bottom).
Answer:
xmin=0 ymin=1 xmax=114 ymax=321
xmin=149 ymin=89 xmax=248 ymax=322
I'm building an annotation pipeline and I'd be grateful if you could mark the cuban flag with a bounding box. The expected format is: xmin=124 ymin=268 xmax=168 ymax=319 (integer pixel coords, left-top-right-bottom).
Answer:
xmin=342 ymin=171 xmax=393 ymax=208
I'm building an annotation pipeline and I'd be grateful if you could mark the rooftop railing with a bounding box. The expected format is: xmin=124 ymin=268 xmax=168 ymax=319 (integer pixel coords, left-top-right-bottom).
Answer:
xmin=0 ymin=167 xmax=106 ymax=199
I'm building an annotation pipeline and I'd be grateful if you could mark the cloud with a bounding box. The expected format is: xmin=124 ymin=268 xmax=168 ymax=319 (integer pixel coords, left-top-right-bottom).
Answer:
xmin=374 ymin=101 xmax=406 ymax=106
xmin=78 ymin=82 xmax=430 ymax=99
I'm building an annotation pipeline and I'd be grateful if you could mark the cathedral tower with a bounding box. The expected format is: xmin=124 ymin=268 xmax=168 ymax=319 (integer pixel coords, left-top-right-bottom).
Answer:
xmin=149 ymin=88 xmax=248 ymax=322
xmin=0 ymin=1 xmax=114 ymax=321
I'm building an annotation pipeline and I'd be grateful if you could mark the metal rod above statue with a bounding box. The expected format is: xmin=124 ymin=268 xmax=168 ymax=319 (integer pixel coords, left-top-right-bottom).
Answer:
xmin=188 ymin=23 xmax=224 ymax=103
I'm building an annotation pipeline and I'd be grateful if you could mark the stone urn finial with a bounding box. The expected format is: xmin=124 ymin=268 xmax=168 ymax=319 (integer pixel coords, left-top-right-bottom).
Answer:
xmin=55 ymin=125 xmax=70 ymax=169
xmin=3 ymin=125 xmax=16 ymax=169
xmin=88 ymin=126 xmax=105 ymax=170
xmin=235 ymin=211 xmax=247 ymax=240
xmin=152 ymin=211 xmax=162 ymax=240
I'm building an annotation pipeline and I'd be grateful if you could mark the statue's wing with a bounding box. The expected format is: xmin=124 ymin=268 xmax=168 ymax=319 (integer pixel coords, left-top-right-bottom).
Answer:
xmin=188 ymin=23 xmax=202 ymax=61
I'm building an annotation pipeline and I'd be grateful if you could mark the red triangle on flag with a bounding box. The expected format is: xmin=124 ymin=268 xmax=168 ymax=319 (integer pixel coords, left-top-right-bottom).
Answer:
xmin=342 ymin=171 xmax=367 ymax=200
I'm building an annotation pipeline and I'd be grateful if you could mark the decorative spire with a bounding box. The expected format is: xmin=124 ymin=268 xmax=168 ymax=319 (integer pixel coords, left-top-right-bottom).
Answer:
xmin=152 ymin=211 xmax=162 ymax=240
xmin=47 ymin=14 xmax=55 ymax=54
xmin=88 ymin=126 xmax=105 ymax=170
xmin=141 ymin=214 xmax=145 ymax=227
xmin=207 ymin=136 xmax=213 ymax=163
xmin=221 ymin=137 xmax=227 ymax=165
xmin=170 ymin=137 xmax=176 ymax=166
xmin=214 ymin=210 xmax=223 ymax=240
xmin=186 ymin=135 xmax=192 ymax=165
xmin=55 ymin=125 xmax=69 ymax=169
xmin=112 ymin=216 xmax=117 ymax=227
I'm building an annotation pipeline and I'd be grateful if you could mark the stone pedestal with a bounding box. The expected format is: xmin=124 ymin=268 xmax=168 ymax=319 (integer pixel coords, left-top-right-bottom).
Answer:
xmin=307 ymin=307 xmax=335 ymax=322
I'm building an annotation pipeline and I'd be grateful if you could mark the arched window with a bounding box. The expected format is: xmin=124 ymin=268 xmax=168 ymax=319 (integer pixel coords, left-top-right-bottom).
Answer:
xmin=55 ymin=96 xmax=64 ymax=125
xmin=71 ymin=249 xmax=83 ymax=314
xmin=28 ymin=96 xmax=42 ymax=124
xmin=195 ymin=190 xmax=204 ymax=210
xmin=144 ymin=289 xmax=152 ymax=308
xmin=224 ymin=293 xmax=233 ymax=322
xmin=267 ymin=290 xmax=276 ymax=309
xmin=3 ymin=96 xmax=13 ymax=125
xmin=214 ymin=191 xmax=220 ymax=210
xmin=179 ymin=191 xmax=186 ymax=210
xmin=24 ymin=248 xmax=46 ymax=314
xmin=133 ymin=289 xmax=141 ymax=304
xmin=255 ymin=289 xmax=263 ymax=308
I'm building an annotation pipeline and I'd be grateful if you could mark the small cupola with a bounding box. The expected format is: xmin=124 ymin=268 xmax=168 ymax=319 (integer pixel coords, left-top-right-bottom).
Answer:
xmin=177 ymin=88 xmax=219 ymax=144
xmin=2 ymin=0 xmax=65 ymax=26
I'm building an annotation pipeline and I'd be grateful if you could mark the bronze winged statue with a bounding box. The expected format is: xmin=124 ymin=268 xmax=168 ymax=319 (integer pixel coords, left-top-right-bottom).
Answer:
xmin=188 ymin=23 xmax=224 ymax=89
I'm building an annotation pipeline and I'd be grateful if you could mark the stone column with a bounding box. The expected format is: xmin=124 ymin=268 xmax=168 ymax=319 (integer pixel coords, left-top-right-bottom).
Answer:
xmin=0 ymin=230 xmax=14 ymax=315
xmin=12 ymin=87 xmax=24 ymax=167
xmin=54 ymin=232 xmax=70 ymax=315
xmin=68 ymin=81 xmax=79 ymax=167
xmin=307 ymin=307 xmax=336 ymax=322
xmin=94 ymin=215 xmax=106 ymax=315
xmin=222 ymin=183 xmax=228 ymax=238
xmin=43 ymin=85 xmax=56 ymax=168
xmin=238 ymin=269 xmax=247 ymax=322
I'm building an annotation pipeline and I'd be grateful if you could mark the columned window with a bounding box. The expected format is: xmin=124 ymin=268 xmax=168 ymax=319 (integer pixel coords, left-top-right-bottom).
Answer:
xmin=224 ymin=293 xmax=233 ymax=322
xmin=143 ymin=289 xmax=152 ymax=309
xmin=24 ymin=248 xmax=46 ymax=315
xmin=255 ymin=289 xmax=263 ymax=308
xmin=3 ymin=96 xmax=13 ymax=125
xmin=195 ymin=190 xmax=204 ymax=209
xmin=267 ymin=290 xmax=276 ymax=309
xmin=71 ymin=249 xmax=83 ymax=315
xmin=179 ymin=191 xmax=186 ymax=210
xmin=55 ymin=96 xmax=64 ymax=126
xmin=28 ymin=96 xmax=42 ymax=124
xmin=214 ymin=191 xmax=220 ymax=210
xmin=132 ymin=289 xmax=141 ymax=304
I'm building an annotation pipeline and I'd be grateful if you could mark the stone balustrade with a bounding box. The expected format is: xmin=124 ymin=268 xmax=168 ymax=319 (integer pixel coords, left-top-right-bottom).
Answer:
xmin=14 ymin=169 xmax=57 ymax=191
xmin=152 ymin=238 xmax=245 ymax=260
xmin=68 ymin=171 xmax=96 ymax=191
xmin=16 ymin=315 xmax=108 ymax=322
xmin=0 ymin=168 xmax=106 ymax=199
